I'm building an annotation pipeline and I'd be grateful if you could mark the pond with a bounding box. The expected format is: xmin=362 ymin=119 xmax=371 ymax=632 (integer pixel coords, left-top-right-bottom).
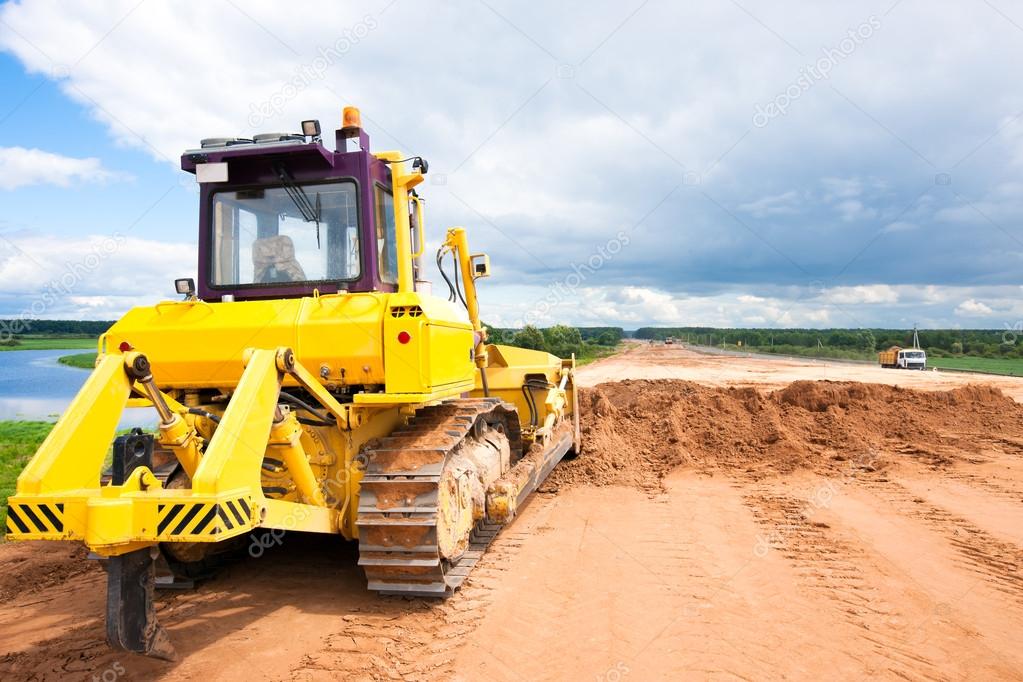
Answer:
xmin=0 ymin=349 xmax=155 ymax=428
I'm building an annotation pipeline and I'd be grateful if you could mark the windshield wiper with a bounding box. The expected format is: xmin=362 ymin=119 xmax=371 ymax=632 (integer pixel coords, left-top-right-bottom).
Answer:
xmin=272 ymin=162 xmax=322 ymax=247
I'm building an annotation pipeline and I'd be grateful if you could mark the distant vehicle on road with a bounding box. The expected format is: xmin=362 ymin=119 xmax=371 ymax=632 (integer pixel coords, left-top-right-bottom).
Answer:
xmin=879 ymin=346 xmax=927 ymax=370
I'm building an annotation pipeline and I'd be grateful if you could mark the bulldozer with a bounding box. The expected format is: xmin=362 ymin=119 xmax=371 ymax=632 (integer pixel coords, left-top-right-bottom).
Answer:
xmin=4 ymin=107 xmax=579 ymax=660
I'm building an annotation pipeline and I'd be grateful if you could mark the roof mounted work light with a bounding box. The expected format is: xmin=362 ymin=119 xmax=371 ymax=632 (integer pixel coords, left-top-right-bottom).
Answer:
xmin=301 ymin=120 xmax=321 ymax=139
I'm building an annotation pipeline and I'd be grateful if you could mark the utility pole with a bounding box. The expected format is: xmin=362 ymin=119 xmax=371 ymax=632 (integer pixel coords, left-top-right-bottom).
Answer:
xmin=912 ymin=324 xmax=920 ymax=349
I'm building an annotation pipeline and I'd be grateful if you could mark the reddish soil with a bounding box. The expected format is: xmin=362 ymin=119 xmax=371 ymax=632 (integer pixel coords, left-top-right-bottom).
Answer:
xmin=549 ymin=379 xmax=1023 ymax=489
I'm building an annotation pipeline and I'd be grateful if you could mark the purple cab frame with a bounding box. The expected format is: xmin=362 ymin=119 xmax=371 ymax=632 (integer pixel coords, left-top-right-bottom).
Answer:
xmin=180 ymin=128 xmax=395 ymax=301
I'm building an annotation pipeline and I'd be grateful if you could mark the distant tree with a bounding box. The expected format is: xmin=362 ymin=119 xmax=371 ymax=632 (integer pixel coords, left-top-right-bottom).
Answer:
xmin=542 ymin=324 xmax=583 ymax=357
xmin=481 ymin=322 xmax=507 ymax=345
xmin=512 ymin=325 xmax=546 ymax=351
xmin=951 ymin=341 xmax=963 ymax=355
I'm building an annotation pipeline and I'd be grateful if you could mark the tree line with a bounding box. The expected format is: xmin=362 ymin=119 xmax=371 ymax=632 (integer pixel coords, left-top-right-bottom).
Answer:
xmin=0 ymin=319 xmax=115 ymax=337
xmin=485 ymin=325 xmax=623 ymax=359
xmin=634 ymin=327 xmax=1023 ymax=359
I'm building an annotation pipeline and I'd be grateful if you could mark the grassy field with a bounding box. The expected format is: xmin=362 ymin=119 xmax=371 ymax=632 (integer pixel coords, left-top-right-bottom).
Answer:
xmin=57 ymin=352 xmax=97 ymax=369
xmin=0 ymin=421 xmax=54 ymax=535
xmin=745 ymin=344 xmax=875 ymax=361
xmin=575 ymin=344 xmax=620 ymax=366
xmin=0 ymin=336 xmax=97 ymax=351
xmin=926 ymin=356 xmax=1023 ymax=376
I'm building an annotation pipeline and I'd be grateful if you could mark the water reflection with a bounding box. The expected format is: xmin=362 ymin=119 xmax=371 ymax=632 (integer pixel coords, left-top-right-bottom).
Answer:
xmin=0 ymin=349 xmax=156 ymax=428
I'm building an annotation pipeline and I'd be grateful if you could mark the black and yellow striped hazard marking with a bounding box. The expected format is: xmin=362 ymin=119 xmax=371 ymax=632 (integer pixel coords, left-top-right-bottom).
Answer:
xmin=6 ymin=503 xmax=64 ymax=535
xmin=156 ymin=497 xmax=251 ymax=538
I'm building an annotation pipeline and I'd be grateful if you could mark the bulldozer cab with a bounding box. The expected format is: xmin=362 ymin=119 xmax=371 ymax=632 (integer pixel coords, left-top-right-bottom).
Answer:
xmin=183 ymin=108 xmax=411 ymax=301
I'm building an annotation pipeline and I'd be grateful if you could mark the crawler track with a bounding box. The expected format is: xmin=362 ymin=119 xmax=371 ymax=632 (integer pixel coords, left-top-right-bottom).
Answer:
xmin=356 ymin=398 xmax=525 ymax=597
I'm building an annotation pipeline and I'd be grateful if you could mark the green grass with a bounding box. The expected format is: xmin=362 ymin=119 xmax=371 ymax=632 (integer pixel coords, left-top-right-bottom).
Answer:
xmin=575 ymin=343 xmax=620 ymax=366
xmin=741 ymin=344 xmax=1023 ymax=376
xmin=58 ymin=352 xmax=97 ymax=369
xmin=0 ymin=336 xmax=97 ymax=351
xmin=0 ymin=421 xmax=55 ymax=536
xmin=926 ymin=356 xmax=1023 ymax=376
xmin=741 ymin=344 xmax=875 ymax=361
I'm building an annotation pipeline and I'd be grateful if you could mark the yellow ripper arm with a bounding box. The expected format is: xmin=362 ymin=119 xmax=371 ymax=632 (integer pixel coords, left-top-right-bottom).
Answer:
xmin=6 ymin=347 xmax=340 ymax=555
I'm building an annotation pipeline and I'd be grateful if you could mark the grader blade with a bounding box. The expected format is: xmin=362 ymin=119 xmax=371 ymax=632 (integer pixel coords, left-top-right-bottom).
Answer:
xmin=106 ymin=546 xmax=176 ymax=661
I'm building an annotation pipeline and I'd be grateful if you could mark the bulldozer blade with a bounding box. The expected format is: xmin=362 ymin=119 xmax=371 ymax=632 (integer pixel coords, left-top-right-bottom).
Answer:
xmin=106 ymin=546 xmax=177 ymax=661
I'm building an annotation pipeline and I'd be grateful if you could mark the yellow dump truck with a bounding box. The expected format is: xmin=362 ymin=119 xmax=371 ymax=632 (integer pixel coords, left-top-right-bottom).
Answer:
xmin=879 ymin=346 xmax=927 ymax=369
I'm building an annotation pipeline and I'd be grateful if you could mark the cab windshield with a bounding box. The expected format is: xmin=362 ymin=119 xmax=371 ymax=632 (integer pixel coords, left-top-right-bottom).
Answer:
xmin=210 ymin=181 xmax=359 ymax=286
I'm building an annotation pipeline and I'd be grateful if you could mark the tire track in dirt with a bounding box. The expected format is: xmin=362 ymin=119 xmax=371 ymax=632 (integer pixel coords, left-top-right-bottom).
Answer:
xmin=892 ymin=435 xmax=1023 ymax=501
xmin=455 ymin=487 xmax=740 ymax=680
xmin=862 ymin=479 xmax=1023 ymax=603
xmin=741 ymin=485 xmax=945 ymax=681
xmin=291 ymin=527 xmax=525 ymax=681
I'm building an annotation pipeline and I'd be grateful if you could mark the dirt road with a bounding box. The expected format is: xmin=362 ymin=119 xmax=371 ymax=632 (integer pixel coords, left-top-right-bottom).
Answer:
xmin=579 ymin=343 xmax=1023 ymax=400
xmin=2 ymin=345 xmax=1022 ymax=680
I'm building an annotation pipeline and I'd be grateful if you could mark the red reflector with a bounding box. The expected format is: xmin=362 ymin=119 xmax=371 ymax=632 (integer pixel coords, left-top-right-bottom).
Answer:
xmin=118 ymin=341 xmax=132 ymax=352
xmin=397 ymin=331 xmax=411 ymax=344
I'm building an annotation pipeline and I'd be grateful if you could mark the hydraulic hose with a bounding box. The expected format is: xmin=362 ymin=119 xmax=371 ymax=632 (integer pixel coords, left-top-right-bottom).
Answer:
xmin=186 ymin=407 xmax=221 ymax=424
xmin=278 ymin=391 xmax=336 ymax=426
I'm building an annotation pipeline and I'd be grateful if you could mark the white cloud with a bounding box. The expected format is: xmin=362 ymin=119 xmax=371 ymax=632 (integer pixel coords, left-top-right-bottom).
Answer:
xmin=882 ymin=220 xmax=917 ymax=233
xmin=834 ymin=198 xmax=876 ymax=222
xmin=821 ymin=177 xmax=862 ymax=200
xmin=955 ymin=299 xmax=993 ymax=316
xmin=2 ymin=2 xmax=1022 ymax=326
xmin=0 ymin=233 xmax=193 ymax=318
xmin=476 ymin=281 xmax=1023 ymax=329
xmin=823 ymin=285 xmax=899 ymax=305
xmin=804 ymin=308 xmax=831 ymax=323
xmin=0 ymin=147 xmax=127 ymax=190
xmin=737 ymin=191 xmax=802 ymax=218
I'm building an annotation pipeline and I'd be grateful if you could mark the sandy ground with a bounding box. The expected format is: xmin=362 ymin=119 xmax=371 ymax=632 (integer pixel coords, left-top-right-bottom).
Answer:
xmin=2 ymin=344 xmax=1022 ymax=680
xmin=579 ymin=343 xmax=1023 ymax=401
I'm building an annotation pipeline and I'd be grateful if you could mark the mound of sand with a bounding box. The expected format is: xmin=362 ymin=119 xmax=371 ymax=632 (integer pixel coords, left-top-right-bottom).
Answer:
xmin=550 ymin=379 xmax=1023 ymax=490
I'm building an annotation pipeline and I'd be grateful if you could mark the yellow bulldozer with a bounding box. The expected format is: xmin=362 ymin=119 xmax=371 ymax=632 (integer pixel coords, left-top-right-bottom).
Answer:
xmin=5 ymin=107 xmax=579 ymax=659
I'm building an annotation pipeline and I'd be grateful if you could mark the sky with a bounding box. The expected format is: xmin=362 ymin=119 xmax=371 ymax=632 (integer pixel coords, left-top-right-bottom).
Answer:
xmin=0 ymin=0 xmax=1021 ymax=331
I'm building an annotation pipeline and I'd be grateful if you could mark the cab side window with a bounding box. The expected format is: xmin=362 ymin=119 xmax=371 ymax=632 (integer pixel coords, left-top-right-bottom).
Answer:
xmin=374 ymin=186 xmax=397 ymax=284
